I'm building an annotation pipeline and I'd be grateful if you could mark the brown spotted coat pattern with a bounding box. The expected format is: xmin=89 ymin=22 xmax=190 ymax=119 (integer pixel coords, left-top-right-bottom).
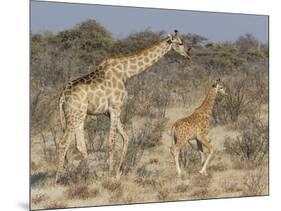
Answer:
xmin=55 ymin=32 xmax=191 ymax=182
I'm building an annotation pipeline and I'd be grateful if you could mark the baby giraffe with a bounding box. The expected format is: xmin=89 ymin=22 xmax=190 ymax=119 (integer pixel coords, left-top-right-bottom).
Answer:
xmin=170 ymin=79 xmax=227 ymax=177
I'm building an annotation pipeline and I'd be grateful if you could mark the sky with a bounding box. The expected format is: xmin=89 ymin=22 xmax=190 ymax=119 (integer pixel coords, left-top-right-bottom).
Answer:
xmin=31 ymin=1 xmax=269 ymax=43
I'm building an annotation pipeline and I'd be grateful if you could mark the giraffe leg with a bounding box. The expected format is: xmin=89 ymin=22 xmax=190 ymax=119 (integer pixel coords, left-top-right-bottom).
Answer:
xmin=55 ymin=129 xmax=74 ymax=183
xmin=108 ymin=110 xmax=118 ymax=176
xmin=197 ymin=136 xmax=214 ymax=176
xmin=116 ymin=119 xmax=129 ymax=180
xmin=75 ymin=124 xmax=88 ymax=160
xmin=171 ymin=145 xmax=182 ymax=177
xmin=196 ymin=138 xmax=205 ymax=165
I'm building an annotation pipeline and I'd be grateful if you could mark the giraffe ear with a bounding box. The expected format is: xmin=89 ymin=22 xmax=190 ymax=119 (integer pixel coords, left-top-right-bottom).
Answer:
xmin=167 ymin=39 xmax=172 ymax=44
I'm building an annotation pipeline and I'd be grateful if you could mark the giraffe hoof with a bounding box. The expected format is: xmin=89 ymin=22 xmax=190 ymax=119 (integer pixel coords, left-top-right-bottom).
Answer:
xmin=116 ymin=171 xmax=122 ymax=181
xmin=55 ymin=176 xmax=61 ymax=184
xmin=199 ymin=170 xmax=208 ymax=176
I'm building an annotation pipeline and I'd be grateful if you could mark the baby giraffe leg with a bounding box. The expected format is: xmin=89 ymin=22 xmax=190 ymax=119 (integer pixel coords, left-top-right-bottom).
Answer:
xmin=171 ymin=145 xmax=182 ymax=177
xmin=196 ymin=138 xmax=205 ymax=165
xmin=197 ymin=136 xmax=214 ymax=176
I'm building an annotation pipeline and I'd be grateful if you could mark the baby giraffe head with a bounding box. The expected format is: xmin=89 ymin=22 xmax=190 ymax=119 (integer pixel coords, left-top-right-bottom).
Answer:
xmin=212 ymin=78 xmax=227 ymax=96
xmin=167 ymin=30 xmax=191 ymax=59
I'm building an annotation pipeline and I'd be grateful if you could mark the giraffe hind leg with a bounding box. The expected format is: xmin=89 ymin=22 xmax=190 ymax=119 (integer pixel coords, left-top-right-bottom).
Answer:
xmin=116 ymin=120 xmax=129 ymax=180
xmin=196 ymin=138 xmax=205 ymax=165
xmin=108 ymin=110 xmax=118 ymax=176
xmin=55 ymin=128 xmax=74 ymax=183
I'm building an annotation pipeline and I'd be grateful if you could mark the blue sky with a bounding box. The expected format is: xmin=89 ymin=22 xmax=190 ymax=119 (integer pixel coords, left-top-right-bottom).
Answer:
xmin=31 ymin=1 xmax=268 ymax=43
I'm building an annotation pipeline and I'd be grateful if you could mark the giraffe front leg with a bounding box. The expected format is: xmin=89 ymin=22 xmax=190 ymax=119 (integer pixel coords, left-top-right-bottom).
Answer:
xmin=196 ymin=139 xmax=205 ymax=165
xmin=197 ymin=136 xmax=214 ymax=176
xmin=116 ymin=119 xmax=129 ymax=180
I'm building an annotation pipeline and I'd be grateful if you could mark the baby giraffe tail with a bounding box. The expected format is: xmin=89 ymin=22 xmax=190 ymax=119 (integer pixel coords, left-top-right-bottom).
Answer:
xmin=170 ymin=124 xmax=177 ymax=156
xmin=170 ymin=124 xmax=177 ymax=145
xmin=59 ymin=93 xmax=66 ymax=133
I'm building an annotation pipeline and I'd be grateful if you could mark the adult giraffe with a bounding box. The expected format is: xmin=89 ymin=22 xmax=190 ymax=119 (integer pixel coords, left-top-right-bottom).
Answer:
xmin=55 ymin=30 xmax=191 ymax=183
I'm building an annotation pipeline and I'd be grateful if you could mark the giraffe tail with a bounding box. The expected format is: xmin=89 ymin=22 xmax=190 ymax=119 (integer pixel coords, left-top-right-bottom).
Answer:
xmin=59 ymin=93 xmax=66 ymax=133
xmin=170 ymin=124 xmax=177 ymax=145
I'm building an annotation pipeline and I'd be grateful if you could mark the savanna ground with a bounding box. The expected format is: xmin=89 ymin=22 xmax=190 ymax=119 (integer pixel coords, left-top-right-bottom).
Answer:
xmin=31 ymin=20 xmax=269 ymax=210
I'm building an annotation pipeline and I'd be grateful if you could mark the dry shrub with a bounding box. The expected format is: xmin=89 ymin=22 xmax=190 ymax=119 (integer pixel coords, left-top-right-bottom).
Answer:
xmin=31 ymin=172 xmax=53 ymax=188
xmin=31 ymin=161 xmax=39 ymax=172
xmin=32 ymin=194 xmax=49 ymax=205
xmin=191 ymin=174 xmax=212 ymax=188
xmin=232 ymin=160 xmax=258 ymax=170
xmin=123 ymin=195 xmax=134 ymax=204
xmin=148 ymin=158 xmax=159 ymax=164
xmin=59 ymin=159 xmax=91 ymax=185
xmin=123 ymin=119 xmax=166 ymax=175
xmin=65 ymin=184 xmax=99 ymax=200
xmin=109 ymin=188 xmax=124 ymax=203
xmin=190 ymin=188 xmax=209 ymax=199
xmin=212 ymin=78 xmax=252 ymax=124
xmin=221 ymin=178 xmax=242 ymax=193
xmin=242 ymin=170 xmax=268 ymax=196
xmin=179 ymin=144 xmax=201 ymax=172
xmin=224 ymin=116 xmax=268 ymax=167
xmin=176 ymin=183 xmax=191 ymax=193
xmin=208 ymin=162 xmax=228 ymax=172
xmin=102 ymin=179 xmax=123 ymax=203
xmin=134 ymin=177 xmax=162 ymax=189
xmin=136 ymin=161 xmax=161 ymax=178
xmin=102 ymin=179 xmax=122 ymax=192
xmin=157 ymin=188 xmax=170 ymax=201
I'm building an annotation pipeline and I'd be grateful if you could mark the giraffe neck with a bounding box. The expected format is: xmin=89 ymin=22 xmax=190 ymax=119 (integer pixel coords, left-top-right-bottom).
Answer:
xmin=196 ymin=87 xmax=217 ymax=115
xmin=122 ymin=38 xmax=172 ymax=80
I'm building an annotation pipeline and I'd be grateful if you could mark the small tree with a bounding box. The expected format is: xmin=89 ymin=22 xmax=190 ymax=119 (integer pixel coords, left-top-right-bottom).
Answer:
xmin=236 ymin=33 xmax=259 ymax=52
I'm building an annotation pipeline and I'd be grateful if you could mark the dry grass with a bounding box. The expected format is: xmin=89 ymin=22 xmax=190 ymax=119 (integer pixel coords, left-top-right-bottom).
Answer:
xmin=242 ymin=170 xmax=268 ymax=196
xmin=190 ymin=174 xmax=212 ymax=188
xmin=175 ymin=183 xmax=191 ymax=193
xmin=65 ymin=184 xmax=100 ymax=200
xmin=208 ymin=162 xmax=228 ymax=172
xmin=58 ymin=160 xmax=92 ymax=185
xmin=157 ymin=188 xmax=170 ymax=201
xmin=134 ymin=177 xmax=162 ymax=189
xmin=220 ymin=178 xmax=242 ymax=193
xmin=102 ymin=179 xmax=122 ymax=192
xmin=189 ymin=188 xmax=209 ymax=199
xmin=31 ymin=194 xmax=49 ymax=205
xmin=45 ymin=201 xmax=68 ymax=209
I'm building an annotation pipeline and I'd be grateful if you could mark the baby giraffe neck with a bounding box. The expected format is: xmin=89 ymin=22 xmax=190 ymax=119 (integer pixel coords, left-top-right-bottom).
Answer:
xmin=196 ymin=87 xmax=217 ymax=114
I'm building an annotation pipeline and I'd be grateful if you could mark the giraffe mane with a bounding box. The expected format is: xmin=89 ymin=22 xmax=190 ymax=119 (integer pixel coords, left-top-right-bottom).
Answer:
xmin=110 ymin=37 xmax=169 ymax=60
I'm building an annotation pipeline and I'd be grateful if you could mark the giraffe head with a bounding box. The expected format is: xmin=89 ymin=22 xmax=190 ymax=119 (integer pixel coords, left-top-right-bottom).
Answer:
xmin=212 ymin=78 xmax=227 ymax=96
xmin=167 ymin=30 xmax=191 ymax=59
